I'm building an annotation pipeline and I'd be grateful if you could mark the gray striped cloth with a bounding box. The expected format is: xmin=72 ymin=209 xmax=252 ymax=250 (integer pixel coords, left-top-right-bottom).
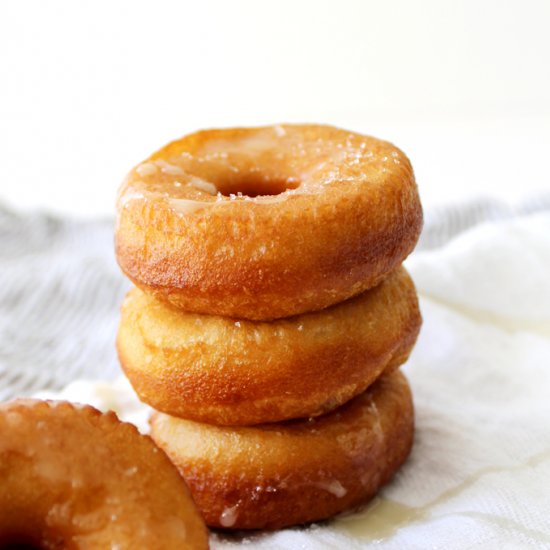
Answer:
xmin=1 ymin=194 xmax=549 ymax=400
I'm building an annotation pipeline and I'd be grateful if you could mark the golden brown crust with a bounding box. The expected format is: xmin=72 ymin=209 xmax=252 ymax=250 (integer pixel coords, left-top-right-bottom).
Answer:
xmin=117 ymin=267 xmax=421 ymax=425
xmin=150 ymin=370 xmax=414 ymax=530
xmin=115 ymin=124 xmax=422 ymax=320
xmin=0 ymin=399 xmax=209 ymax=549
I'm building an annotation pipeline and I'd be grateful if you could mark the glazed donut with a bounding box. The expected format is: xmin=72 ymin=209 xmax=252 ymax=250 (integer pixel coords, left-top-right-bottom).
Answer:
xmin=150 ymin=370 xmax=414 ymax=530
xmin=118 ymin=267 xmax=420 ymax=426
xmin=115 ymin=124 xmax=422 ymax=320
xmin=0 ymin=400 xmax=209 ymax=549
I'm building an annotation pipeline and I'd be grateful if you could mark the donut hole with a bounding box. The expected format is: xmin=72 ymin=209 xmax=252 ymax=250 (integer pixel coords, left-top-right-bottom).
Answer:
xmin=0 ymin=536 xmax=42 ymax=550
xmin=214 ymin=173 xmax=300 ymax=198
xmin=1 ymin=545 xmax=41 ymax=550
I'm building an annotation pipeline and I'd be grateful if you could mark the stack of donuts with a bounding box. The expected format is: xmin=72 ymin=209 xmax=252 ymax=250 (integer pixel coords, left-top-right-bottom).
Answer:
xmin=115 ymin=124 xmax=423 ymax=530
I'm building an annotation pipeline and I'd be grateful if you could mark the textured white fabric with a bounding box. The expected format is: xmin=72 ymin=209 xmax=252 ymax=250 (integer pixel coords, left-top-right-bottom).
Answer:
xmin=34 ymin=209 xmax=550 ymax=549
xmin=0 ymin=206 xmax=128 ymax=398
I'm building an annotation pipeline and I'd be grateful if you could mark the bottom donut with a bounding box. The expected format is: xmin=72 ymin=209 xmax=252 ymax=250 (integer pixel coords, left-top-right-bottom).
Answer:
xmin=150 ymin=370 xmax=414 ymax=530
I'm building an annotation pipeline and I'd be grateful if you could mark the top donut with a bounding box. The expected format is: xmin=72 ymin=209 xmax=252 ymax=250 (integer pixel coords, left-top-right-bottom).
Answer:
xmin=115 ymin=124 xmax=422 ymax=320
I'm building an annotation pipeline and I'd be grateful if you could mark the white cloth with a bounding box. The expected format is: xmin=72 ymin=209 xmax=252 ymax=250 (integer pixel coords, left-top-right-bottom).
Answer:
xmin=0 ymin=206 xmax=127 ymax=398
xmin=34 ymin=208 xmax=550 ymax=549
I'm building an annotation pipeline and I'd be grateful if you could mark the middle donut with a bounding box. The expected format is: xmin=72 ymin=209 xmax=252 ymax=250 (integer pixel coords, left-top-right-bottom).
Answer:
xmin=117 ymin=267 xmax=421 ymax=426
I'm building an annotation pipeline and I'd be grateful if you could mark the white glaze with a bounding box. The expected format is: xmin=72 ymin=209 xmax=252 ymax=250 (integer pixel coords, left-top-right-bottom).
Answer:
xmin=219 ymin=505 xmax=239 ymax=527
xmin=117 ymin=189 xmax=146 ymax=210
xmin=315 ymin=480 xmax=348 ymax=498
xmin=188 ymin=175 xmax=217 ymax=195
xmin=154 ymin=160 xmax=185 ymax=175
xmin=167 ymin=198 xmax=214 ymax=215
xmin=136 ymin=162 xmax=158 ymax=177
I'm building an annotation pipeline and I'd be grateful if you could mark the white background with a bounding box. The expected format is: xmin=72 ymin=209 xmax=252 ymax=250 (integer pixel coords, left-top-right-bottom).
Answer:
xmin=1 ymin=0 xmax=549 ymax=217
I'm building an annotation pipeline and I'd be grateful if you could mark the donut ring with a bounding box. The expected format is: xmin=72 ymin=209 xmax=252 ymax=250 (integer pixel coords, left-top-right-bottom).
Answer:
xmin=150 ymin=370 xmax=414 ymax=530
xmin=117 ymin=267 xmax=420 ymax=426
xmin=115 ymin=124 xmax=422 ymax=320
xmin=0 ymin=400 xmax=208 ymax=549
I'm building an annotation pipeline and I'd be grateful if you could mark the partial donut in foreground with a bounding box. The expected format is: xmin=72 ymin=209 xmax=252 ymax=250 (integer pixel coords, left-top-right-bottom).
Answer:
xmin=118 ymin=267 xmax=420 ymax=426
xmin=0 ymin=400 xmax=209 ymax=550
xmin=115 ymin=124 xmax=422 ymax=320
xmin=150 ymin=370 xmax=414 ymax=530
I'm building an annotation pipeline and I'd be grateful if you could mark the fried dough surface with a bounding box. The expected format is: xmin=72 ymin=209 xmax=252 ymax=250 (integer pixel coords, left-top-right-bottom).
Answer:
xmin=150 ymin=370 xmax=414 ymax=530
xmin=118 ymin=267 xmax=420 ymax=425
